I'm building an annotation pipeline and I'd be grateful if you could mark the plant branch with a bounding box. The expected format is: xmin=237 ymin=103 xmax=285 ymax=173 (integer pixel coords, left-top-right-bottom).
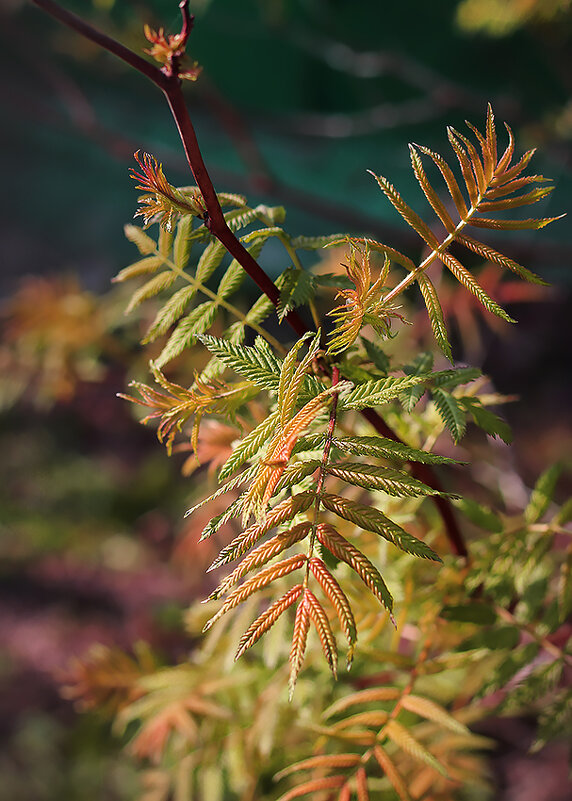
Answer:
xmin=32 ymin=0 xmax=309 ymax=337
xmin=31 ymin=0 xmax=466 ymax=559
xmin=30 ymin=0 xmax=167 ymax=86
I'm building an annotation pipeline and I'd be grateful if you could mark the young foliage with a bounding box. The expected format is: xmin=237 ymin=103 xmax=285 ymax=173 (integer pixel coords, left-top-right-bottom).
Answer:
xmin=29 ymin=3 xmax=569 ymax=799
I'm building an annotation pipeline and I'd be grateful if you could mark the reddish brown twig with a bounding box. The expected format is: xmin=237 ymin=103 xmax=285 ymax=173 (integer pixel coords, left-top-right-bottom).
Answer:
xmin=31 ymin=0 xmax=466 ymax=558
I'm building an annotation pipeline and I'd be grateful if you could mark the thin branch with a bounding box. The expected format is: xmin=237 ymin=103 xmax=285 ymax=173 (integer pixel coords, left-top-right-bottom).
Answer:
xmin=31 ymin=0 xmax=465 ymax=558
xmin=30 ymin=0 xmax=168 ymax=87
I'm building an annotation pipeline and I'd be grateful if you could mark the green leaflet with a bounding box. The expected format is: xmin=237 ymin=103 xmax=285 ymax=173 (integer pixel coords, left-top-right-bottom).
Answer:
xmin=277 ymin=268 xmax=316 ymax=322
xmin=198 ymin=335 xmax=282 ymax=390
xmin=273 ymin=459 xmax=321 ymax=494
xmin=453 ymin=497 xmax=503 ymax=533
xmin=440 ymin=252 xmax=516 ymax=323
xmin=124 ymin=224 xmax=156 ymax=255
xmin=330 ymin=435 xmax=460 ymax=465
xmin=525 ymin=464 xmax=561 ymax=524
xmin=314 ymin=273 xmax=355 ymax=289
xmin=362 ymin=337 xmax=391 ymax=374
xmin=321 ymin=493 xmax=441 ymax=561
xmin=143 ymin=285 xmax=197 ymax=343
xmin=316 ymin=526 xmax=393 ymax=613
xmin=173 ymin=214 xmax=194 ymax=270
xmin=155 ymin=302 xmax=217 ymax=368
xmin=184 ymin=465 xmax=257 ymax=520
xmin=417 ymin=274 xmax=453 ymax=361
xmin=223 ymin=204 xmax=284 ymax=233
xmin=214 ymin=191 xmax=247 ymax=208
xmin=440 ymin=603 xmax=498 ymax=624
xmin=384 ymin=719 xmax=447 ymax=776
xmin=430 ymin=367 xmax=481 ymax=389
xmin=217 ymin=411 xmax=280 ymax=481
xmin=400 ymin=353 xmax=433 ymax=411
xmin=222 ymin=206 xmax=262 ymax=231
xmin=340 ymin=374 xmax=430 ymax=410
xmin=114 ymin=255 xmax=164 ymax=283
xmin=124 ymin=271 xmax=177 ymax=315
xmin=458 ymin=396 xmax=512 ymax=444
xmin=195 ymin=239 xmax=227 ymax=284
xmin=157 ymin=226 xmax=174 ymax=256
xmin=432 ymin=389 xmax=466 ymax=443
xmin=326 ymin=462 xmax=446 ymax=498
xmin=199 ymin=495 xmax=246 ymax=542
xmin=289 ymin=233 xmax=347 ymax=250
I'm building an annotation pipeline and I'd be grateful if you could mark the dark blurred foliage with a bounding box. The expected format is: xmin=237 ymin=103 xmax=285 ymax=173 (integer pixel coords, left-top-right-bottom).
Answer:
xmin=0 ymin=0 xmax=571 ymax=797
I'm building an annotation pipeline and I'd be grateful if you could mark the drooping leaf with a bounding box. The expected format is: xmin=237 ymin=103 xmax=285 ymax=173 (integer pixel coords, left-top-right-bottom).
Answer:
xmin=277 ymin=268 xmax=316 ymax=322
xmin=458 ymin=396 xmax=512 ymax=443
xmin=305 ymin=589 xmax=338 ymax=678
xmin=143 ymin=285 xmax=197 ymax=343
xmin=453 ymin=497 xmax=503 ymax=533
xmin=525 ymin=464 xmax=561 ymax=524
xmin=203 ymin=554 xmax=307 ymax=633
xmin=155 ymin=302 xmax=217 ymax=367
xmin=417 ymin=273 xmax=453 ymax=361
xmin=400 ymin=694 xmax=468 ymax=734
xmin=234 ymin=584 xmax=303 ymax=661
xmin=362 ymin=337 xmax=391 ymax=373
xmin=440 ymin=603 xmax=497 ymax=625
xmin=308 ymin=556 xmax=357 ymax=664
xmin=218 ymin=411 xmax=280 ymax=481
xmin=124 ymin=224 xmax=157 ymax=256
xmin=316 ymin=523 xmax=395 ymax=611
xmin=114 ymin=255 xmax=165 ymax=283
xmin=289 ymin=591 xmax=312 ymax=699
xmin=321 ymin=495 xmax=441 ymax=561
xmin=432 ymin=388 xmax=466 ymax=443
xmin=384 ymin=719 xmax=447 ymax=776
xmin=124 ymin=272 xmax=177 ymax=315
xmin=373 ymin=745 xmax=412 ymax=801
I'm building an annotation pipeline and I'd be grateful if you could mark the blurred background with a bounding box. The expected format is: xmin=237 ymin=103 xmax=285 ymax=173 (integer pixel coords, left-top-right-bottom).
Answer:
xmin=1 ymin=0 xmax=571 ymax=798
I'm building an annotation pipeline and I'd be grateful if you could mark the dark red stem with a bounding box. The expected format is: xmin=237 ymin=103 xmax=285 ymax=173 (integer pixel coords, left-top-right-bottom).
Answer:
xmin=31 ymin=0 xmax=465 ymax=558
